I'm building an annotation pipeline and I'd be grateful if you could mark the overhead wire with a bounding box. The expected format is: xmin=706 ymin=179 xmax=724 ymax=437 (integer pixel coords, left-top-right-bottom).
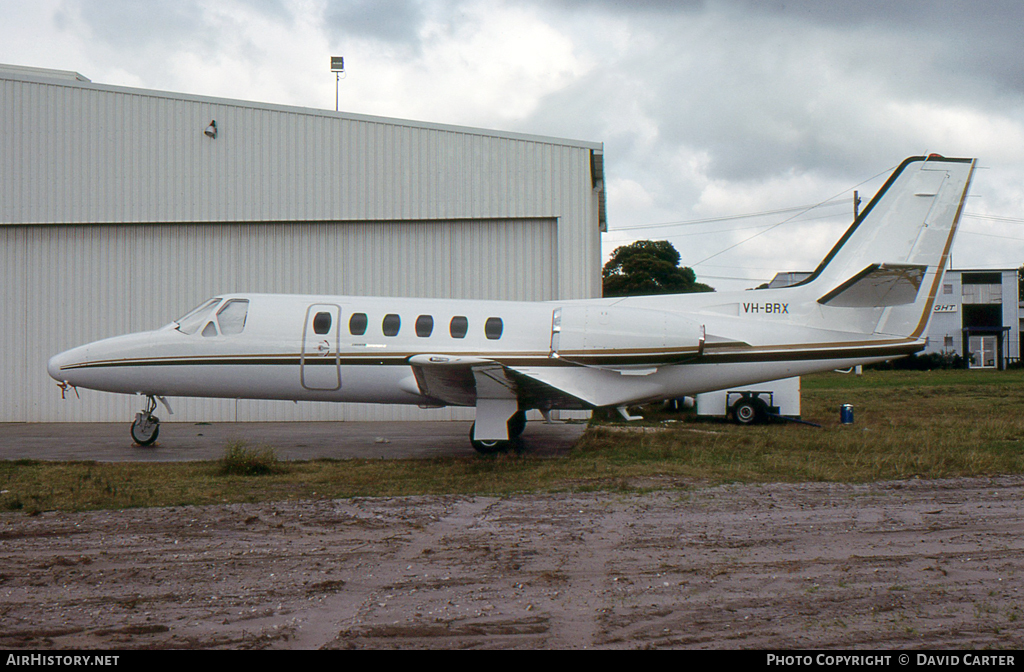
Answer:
xmin=960 ymin=230 xmax=1024 ymax=242
xmin=688 ymin=164 xmax=897 ymax=268
xmin=962 ymin=213 xmax=1024 ymax=224
xmin=603 ymin=167 xmax=1024 ymax=286
xmin=607 ymin=200 xmax=851 ymax=232
xmin=607 ymin=208 xmax=1024 ymax=241
xmin=608 ymin=201 xmax=1024 ymax=266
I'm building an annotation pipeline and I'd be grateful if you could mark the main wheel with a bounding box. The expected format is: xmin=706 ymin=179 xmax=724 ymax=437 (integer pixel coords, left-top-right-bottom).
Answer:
xmin=508 ymin=410 xmax=527 ymax=439
xmin=130 ymin=415 xmax=160 ymax=446
xmin=468 ymin=422 xmax=514 ymax=454
xmin=731 ymin=399 xmax=762 ymax=425
xmin=471 ymin=437 xmax=509 ymax=454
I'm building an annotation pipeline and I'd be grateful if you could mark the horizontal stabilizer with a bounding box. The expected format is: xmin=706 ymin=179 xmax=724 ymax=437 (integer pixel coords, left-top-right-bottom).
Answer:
xmin=817 ymin=263 xmax=927 ymax=308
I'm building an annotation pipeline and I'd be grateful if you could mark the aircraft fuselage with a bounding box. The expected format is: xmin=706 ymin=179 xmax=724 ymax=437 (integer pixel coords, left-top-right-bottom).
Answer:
xmin=45 ymin=155 xmax=977 ymax=451
xmin=47 ymin=290 xmax=912 ymax=409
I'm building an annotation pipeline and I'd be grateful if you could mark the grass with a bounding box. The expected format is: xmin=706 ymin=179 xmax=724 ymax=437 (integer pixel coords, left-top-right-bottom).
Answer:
xmin=3 ymin=369 xmax=1024 ymax=513
xmin=219 ymin=441 xmax=287 ymax=476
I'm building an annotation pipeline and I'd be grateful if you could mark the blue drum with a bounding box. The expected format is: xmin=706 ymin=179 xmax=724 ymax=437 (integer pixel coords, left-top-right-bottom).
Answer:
xmin=840 ymin=404 xmax=854 ymax=424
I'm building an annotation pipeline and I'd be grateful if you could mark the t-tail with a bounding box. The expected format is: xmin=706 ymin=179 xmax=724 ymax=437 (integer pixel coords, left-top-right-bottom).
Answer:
xmin=784 ymin=154 xmax=976 ymax=341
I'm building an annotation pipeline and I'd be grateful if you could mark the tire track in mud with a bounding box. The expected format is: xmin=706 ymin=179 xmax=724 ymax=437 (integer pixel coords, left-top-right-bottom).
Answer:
xmin=322 ymin=497 xmax=562 ymax=649
xmin=1 ymin=477 xmax=1023 ymax=649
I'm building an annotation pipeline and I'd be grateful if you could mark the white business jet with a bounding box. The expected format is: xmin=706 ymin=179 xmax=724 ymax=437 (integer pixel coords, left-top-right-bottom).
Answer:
xmin=48 ymin=155 xmax=975 ymax=452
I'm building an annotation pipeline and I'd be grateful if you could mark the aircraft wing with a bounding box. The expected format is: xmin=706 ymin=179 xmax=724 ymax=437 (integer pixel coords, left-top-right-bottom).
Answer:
xmin=408 ymin=354 xmax=595 ymax=410
xmin=408 ymin=354 xmax=678 ymax=410
xmin=408 ymin=355 xmax=485 ymax=406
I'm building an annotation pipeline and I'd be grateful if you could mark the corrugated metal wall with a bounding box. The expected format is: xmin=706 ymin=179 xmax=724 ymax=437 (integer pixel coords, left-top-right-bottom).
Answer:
xmin=0 ymin=69 xmax=602 ymax=423
xmin=2 ymin=219 xmax=558 ymax=422
xmin=1 ymin=72 xmax=602 ymax=299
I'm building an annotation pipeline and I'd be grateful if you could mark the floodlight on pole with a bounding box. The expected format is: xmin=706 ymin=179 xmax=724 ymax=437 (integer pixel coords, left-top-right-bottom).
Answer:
xmin=330 ymin=56 xmax=345 ymax=111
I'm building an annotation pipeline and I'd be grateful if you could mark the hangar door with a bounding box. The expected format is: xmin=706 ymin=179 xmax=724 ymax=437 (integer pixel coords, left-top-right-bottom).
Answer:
xmin=1 ymin=217 xmax=558 ymax=422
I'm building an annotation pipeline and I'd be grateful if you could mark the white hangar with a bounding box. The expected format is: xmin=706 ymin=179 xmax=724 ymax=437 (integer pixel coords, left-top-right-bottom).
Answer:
xmin=1 ymin=64 xmax=606 ymax=423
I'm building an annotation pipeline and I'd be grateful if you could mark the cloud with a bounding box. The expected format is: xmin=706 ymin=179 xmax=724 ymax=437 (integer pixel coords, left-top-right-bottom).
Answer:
xmin=57 ymin=0 xmax=294 ymax=58
xmin=333 ymin=2 xmax=593 ymax=126
xmin=4 ymin=0 xmax=1024 ymax=288
xmin=324 ymin=0 xmax=427 ymax=46
xmin=56 ymin=0 xmax=211 ymax=51
xmin=506 ymin=0 xmax=1024 ymax=286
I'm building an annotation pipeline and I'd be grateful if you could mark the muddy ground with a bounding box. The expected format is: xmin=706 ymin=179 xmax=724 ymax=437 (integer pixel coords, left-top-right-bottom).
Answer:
xmin=1 ymin=477 xmax=1023 ymax=650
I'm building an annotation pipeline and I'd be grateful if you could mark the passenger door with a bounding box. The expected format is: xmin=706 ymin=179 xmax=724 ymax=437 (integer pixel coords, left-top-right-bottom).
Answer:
xmin=301 ymin=304 xmax=342 ymax=390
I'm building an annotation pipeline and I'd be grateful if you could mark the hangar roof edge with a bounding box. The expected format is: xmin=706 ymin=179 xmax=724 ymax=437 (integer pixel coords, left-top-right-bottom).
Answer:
xmin=0 ymin=63 xmax=603 ymax=152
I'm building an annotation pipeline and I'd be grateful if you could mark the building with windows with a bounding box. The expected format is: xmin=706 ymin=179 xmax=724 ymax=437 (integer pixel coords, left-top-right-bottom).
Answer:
xmin=766 ymin=268 xmax=1021 ymax=369
xmin=924 ymin=269 xmax=1020 ymax=369
xmin=1 ymin=64 xmax=606 ymax=422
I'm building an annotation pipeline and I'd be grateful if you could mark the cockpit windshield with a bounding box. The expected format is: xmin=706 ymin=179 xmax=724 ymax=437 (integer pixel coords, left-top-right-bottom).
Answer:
xmin=175 ymin=298 xmax=221 ymax=335
xmin=216 ymin=299 xmax=249 ymax=335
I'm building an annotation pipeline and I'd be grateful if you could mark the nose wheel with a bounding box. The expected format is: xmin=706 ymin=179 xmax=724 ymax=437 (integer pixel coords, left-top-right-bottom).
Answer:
xmin=130 ymin=396 xmax=161 ymax=446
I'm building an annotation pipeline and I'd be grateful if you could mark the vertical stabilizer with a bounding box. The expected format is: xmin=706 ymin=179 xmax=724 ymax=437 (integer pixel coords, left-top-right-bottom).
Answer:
xmin=803 ymin=155 xmax=975 ymax=338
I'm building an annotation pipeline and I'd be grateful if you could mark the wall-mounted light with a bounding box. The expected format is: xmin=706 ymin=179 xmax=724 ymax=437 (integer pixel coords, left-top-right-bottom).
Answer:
xmin=204 ymin=120 xmax=217 ymax=139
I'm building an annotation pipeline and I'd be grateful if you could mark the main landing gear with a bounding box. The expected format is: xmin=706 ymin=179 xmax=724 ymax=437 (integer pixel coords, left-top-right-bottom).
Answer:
xmin=469 ymin=410 xmax=527 ymax=454
xmin=130 ymin=395 xmax=161 ymax=446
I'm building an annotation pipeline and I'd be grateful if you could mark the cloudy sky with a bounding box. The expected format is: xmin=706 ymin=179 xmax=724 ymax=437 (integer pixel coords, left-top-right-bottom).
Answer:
xmin=4 ymin=0 xmax=1024 ymax=289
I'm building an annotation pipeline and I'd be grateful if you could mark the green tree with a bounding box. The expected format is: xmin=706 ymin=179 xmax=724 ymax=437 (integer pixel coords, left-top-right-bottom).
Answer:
xmin=602 ymin=240 xmax=714 ymax=297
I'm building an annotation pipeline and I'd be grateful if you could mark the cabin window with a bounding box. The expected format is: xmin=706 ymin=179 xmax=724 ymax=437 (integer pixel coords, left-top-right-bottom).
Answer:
xmin=349 ymin=312 xmax=368 ymax=335
xmin=175 ymin=298 xmax=221 ymax=335
xmin=485 ymin=317 xmax=504 ymax=340
xmin=313 ymin=311 xmax=333 ymax=335
xmin=201 ymin=321 xmax=219 ymax=338
xmin=382 ymin=313 xmax=401 ymax=337
xmin=415 ymin=315 xmax=434 ymax=337
xmin=216 ymin=299 xmax=249 ymax=336
xmin=450 ymin=316 xmax=468 ymax=339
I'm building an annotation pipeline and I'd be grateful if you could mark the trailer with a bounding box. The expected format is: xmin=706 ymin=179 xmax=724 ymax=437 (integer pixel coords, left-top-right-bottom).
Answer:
xmin=695 ymin=376 xmax=801 ymax=425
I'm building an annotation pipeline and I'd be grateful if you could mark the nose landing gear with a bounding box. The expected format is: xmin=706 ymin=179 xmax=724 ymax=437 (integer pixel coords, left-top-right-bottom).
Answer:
xmin=130 ymin=395 xmax=161 ymax=446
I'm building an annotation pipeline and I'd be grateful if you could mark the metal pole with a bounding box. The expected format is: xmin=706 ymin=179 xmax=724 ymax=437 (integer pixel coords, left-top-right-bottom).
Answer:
xmin=331 ymin=56 xmax=344 ymax=111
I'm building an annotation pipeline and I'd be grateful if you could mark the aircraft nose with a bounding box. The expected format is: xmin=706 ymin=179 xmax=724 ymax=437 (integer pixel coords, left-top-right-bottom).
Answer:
xmin=47 ymin=333 xmax=156 ymax=395
xmin=47 ymin=346 xmax=86 ymax=383
xmin=48 ymin=350 xmax=69 ymax=381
